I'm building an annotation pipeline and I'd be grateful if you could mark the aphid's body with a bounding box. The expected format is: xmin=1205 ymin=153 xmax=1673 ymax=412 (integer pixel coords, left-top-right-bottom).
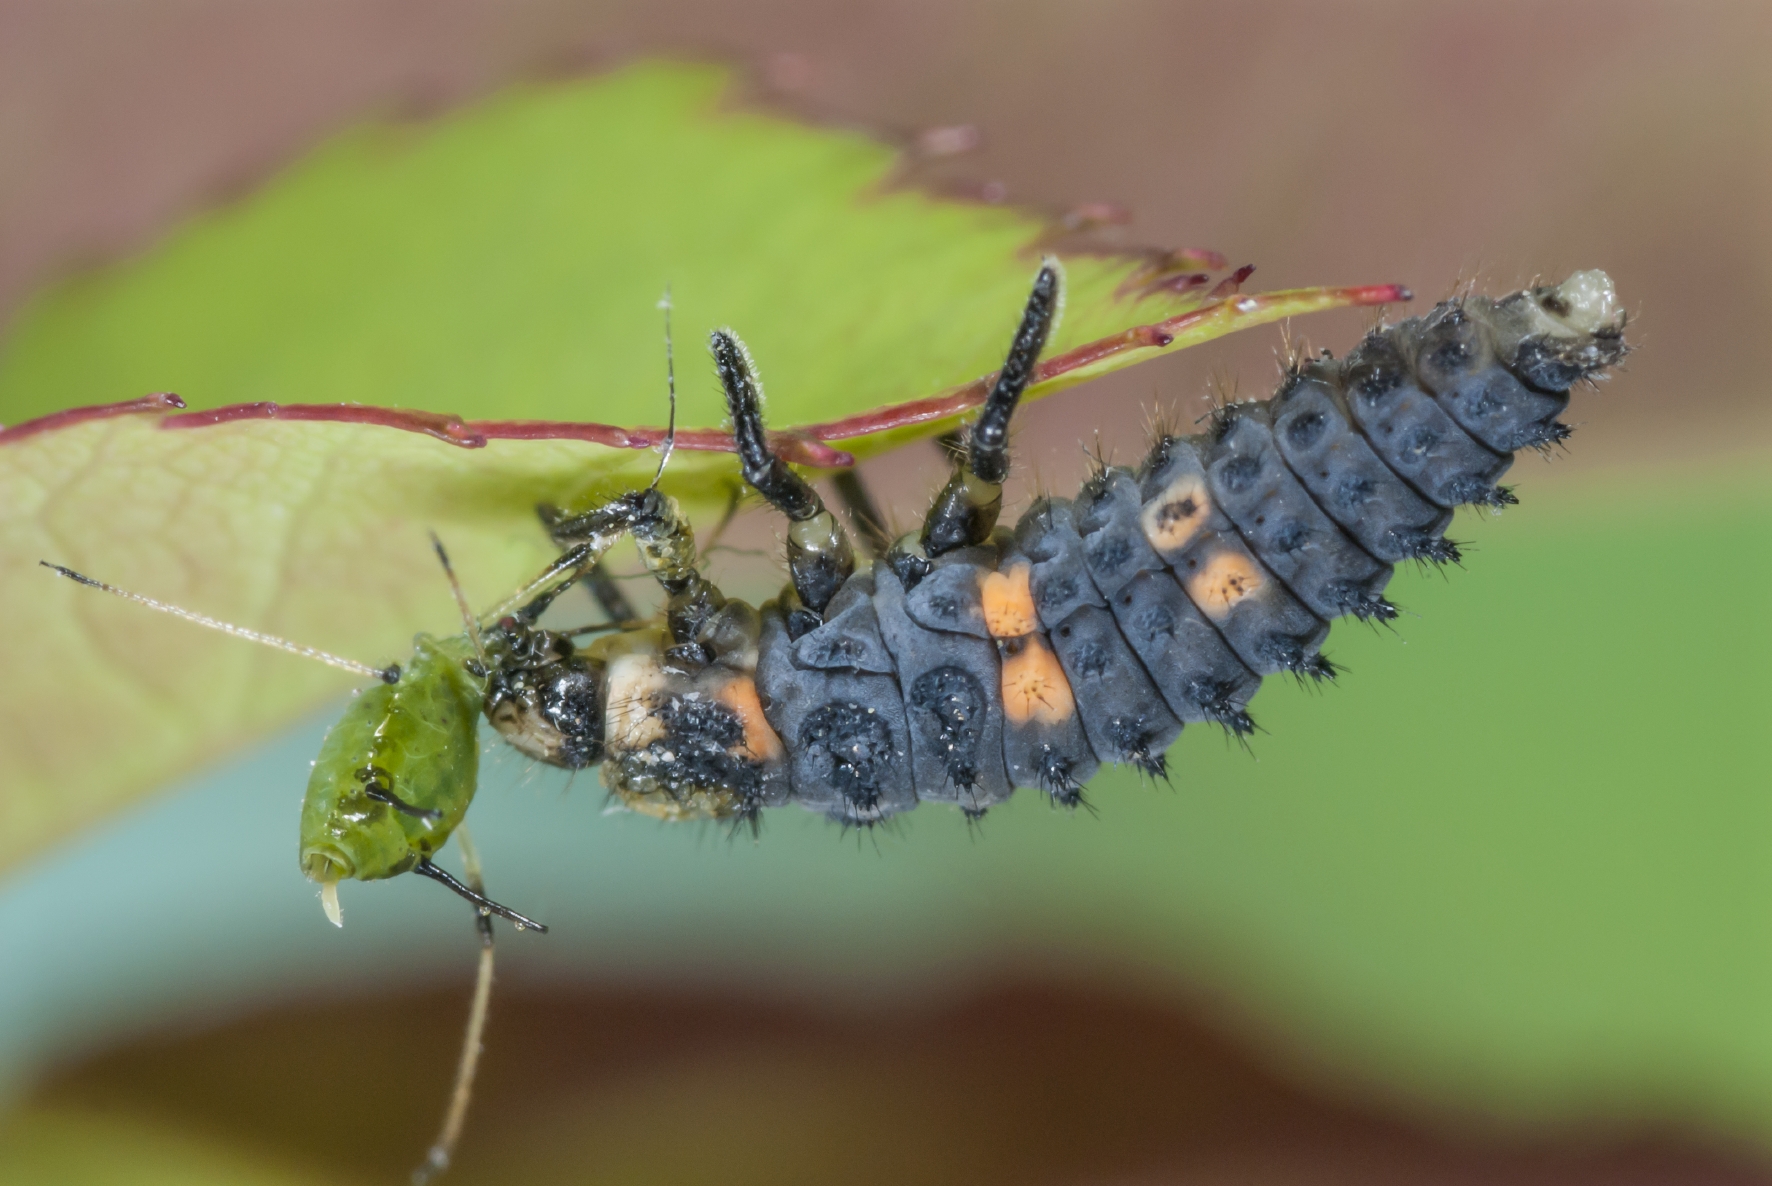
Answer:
xmin=527 ymin=267 xmax=1628 ymax=826
xmin=300 ymin=633 xmax=484 ymax=890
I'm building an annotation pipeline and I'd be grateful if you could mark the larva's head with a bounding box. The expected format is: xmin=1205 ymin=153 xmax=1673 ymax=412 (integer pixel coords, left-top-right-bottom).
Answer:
xmin=298 ymin=633 xmax=486 ymax=922
xmin=1491 ymin=269 xmax=1630 ymax=393
xmin=1530 ymin=269 xmax=1624 ymax=338
xmin=481 ymin=625 xmax=608 ymax=770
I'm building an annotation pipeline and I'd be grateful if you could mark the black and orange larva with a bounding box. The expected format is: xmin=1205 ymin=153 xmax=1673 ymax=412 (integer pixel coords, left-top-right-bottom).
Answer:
xmin=490 ymin=263 xmax=1628 ymax=826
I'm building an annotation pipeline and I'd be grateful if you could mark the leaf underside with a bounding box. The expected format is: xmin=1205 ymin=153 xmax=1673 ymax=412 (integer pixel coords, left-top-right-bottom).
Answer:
xmin=0 ymin=61 xmax=1405 ymax=874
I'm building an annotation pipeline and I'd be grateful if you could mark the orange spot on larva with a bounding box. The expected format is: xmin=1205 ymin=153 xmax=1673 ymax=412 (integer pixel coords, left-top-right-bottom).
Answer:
xmin=1000 ymin=634 xmax=1075 ymax=725
xmin=981 ymin=563 xmax=1040 ymax=638
xmin=713 ymin=675 xmax=784 ymax=762
xmin=1140 ymin=474 xmax=1211 ymax=553
xmin=1186 ymin=550 xmax=1265 ymax=620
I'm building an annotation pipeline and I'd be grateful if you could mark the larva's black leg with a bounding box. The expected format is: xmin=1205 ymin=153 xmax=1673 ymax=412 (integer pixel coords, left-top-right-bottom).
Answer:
xmin=920 ymin=261 xmax=1062 ymax=558
xmin=529 ymin=506 xmax=641 ymax=624
xmin=831 ymin=468 xmax=893 ymax=559
xmin=711 ymin=330 xmax=855 ymax=616
xmin=582 ymin=559 xmax=639 ymax=624
xmin=545 ymin=490 xmax=728 ymax=659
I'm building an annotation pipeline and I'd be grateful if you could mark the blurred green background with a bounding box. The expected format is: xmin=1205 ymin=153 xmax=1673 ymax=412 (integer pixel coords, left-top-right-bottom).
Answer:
xmin=2 ymin=2 xmax=1770 ymax=1183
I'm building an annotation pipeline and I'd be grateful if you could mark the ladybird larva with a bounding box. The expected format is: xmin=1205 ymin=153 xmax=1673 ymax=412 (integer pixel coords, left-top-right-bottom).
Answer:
xmin=533 ymin=266 xmax=1628 ymax=823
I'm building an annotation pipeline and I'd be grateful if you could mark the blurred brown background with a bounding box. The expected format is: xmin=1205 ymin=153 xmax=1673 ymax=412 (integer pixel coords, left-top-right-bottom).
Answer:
xmin=4 ymin=2 xmax=1769 ymax=1183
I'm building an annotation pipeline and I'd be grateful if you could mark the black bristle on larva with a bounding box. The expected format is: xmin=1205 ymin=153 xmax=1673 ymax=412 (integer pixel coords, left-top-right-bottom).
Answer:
xmin=1201 ymin=399 xmax=1261 ymax=443
xmin=1251 ymin=632 xmax=1334 ymax=681
xmin=1036 ymin=746 xmax=1089 ymax=809
xmin=1446 ymin=480 xmax=1518 ymax=509
xmin=1326 ymin=583 xmax=1399 ymax=623
xmin=908 ymin=665 xmax=987 ymax=792
xmin=1393 ymin=529 xmax=1464 ymax=566
xmin=609 ymin=693 xmax=770 ymax=811
xmin=1526 ymin=420 xmax=1575 ymax=453
xmin=1189 ymin=678 xmax=1256 ymax=737
xmin=1138 ymin=433 xmax=1179 ymax=481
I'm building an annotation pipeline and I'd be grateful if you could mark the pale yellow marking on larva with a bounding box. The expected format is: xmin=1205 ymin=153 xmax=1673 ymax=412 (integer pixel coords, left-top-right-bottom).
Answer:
xmin=1000 ymin=634 xmax=1075 ymax=726
xmin=1140 ymin=473 xmax=1212 ymax=553
xmin=981 ymin=563 xmax=1039 ymax=638
xmin=1187 ymin=550 xmax=1265 ymax=620
xmin=613 ymin=784 xmax=745 ymax=823
xmin=603 ymin=650 xmax=671 ymax=753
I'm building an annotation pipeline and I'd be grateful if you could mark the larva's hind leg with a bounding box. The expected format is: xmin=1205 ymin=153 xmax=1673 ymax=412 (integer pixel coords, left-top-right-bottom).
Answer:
xmin=710 ymin=330 xmax=856 ymax=618
xmin=906 ymin=262 xmax=1063 ymax=576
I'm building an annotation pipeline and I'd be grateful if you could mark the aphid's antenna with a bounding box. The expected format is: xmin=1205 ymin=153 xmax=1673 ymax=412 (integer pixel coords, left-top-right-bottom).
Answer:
xmin=40 ymin=562 xmax=399 ymax=684
xmin=479 ymin=540 xmax=605 ymax=627
xmin=413 ymin=826 xmax=497 ymax=1186
xmin=651 ymin=287 xmax=677 ymax=490
xmin=430 ymin=533 xmax=487 ymax=668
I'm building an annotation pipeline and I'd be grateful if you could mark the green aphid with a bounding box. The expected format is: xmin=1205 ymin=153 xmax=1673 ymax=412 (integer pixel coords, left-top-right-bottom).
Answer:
xmin=36 ymin=555 xmax=567 ymax=934
xmin=299 ymin=631 xmax=485 ymax=925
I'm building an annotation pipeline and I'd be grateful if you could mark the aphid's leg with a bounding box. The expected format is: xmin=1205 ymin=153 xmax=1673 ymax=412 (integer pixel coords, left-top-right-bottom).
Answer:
xmin=414 ymin=827 xmax=496 ymax=1186
xmin=413 ymin=858 xmax=548 ymax=933
xmin=918 ymin=261 xmax=1063 ymax=560
xmin=708 ymin=330 xmax=855 ymax=618
xmin=356 ymin=765 xmax=443 ymax=821
xmin=831 ymin=468 xmax=893 ymax=559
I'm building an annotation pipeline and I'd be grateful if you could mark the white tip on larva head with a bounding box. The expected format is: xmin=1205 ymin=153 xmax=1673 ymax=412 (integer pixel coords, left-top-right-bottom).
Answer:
xmin=320 ymin=880 xmax=343 ymax=928
xmin=1534 ymin=270 xmax=1623 ymax=337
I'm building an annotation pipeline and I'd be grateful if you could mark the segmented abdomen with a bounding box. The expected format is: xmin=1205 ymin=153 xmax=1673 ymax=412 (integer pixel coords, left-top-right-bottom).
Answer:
xmin=625 ymin=275 xmax=1627 ymax=825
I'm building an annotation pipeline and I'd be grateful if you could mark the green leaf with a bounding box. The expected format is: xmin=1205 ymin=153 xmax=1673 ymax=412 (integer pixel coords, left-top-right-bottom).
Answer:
xmin=0 ymin=61 xmax=1401 ymax=874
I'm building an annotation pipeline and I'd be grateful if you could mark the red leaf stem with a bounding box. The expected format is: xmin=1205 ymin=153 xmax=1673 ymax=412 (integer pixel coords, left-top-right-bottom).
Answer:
xmin=0 ymin=392 xmax=186 ymax=446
